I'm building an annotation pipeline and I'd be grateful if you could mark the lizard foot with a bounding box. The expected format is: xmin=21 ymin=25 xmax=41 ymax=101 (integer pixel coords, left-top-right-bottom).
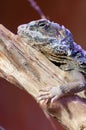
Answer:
xmin=37 ymin=86 xmax=63 ymax=103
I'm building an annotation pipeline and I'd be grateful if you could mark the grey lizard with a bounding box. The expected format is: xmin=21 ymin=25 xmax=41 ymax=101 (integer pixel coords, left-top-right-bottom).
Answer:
xmin=17 ymin=19 xmax=86 ymax=102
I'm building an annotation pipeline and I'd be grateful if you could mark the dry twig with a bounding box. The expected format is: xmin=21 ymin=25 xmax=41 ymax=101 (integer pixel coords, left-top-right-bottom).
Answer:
xmin=0 ymin=24 xmax=86 ymax=130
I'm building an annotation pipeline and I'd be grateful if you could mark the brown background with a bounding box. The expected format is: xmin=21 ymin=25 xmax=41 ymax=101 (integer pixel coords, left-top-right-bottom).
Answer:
xmin=0 ymin=0 xmax=86 ymax=130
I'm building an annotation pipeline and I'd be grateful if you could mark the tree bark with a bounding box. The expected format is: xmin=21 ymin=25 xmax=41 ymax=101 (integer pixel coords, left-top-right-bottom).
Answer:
xmin=0 ymin=24 xmax=86 ymax=130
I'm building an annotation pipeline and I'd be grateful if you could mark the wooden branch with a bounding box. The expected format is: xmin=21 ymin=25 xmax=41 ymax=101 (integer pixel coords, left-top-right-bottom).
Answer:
xmin=0 ymin=24 xmax=86 ymax=130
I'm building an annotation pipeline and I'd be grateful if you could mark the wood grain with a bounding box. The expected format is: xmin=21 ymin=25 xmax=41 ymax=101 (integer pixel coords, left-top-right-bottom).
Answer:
xmin=0 ymin=24 xmax=86 ymax=130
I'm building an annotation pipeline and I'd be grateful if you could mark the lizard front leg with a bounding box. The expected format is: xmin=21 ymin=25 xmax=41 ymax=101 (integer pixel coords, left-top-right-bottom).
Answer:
xmin=37 ymin=72 xmax=86 ymax=103
xmin=37 ymin=86 xmax=63 ymax=103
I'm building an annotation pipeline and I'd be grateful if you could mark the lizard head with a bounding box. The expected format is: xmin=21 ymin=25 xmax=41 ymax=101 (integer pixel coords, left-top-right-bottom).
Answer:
xmin=18 ymin=19 xmax=86 ymax=68
xmin=18 ymin=19 xmax=75 ymax=57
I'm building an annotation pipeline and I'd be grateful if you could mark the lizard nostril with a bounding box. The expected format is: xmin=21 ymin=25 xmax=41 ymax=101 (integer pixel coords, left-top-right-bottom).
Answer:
xmin=21 ymin=25 xmax=26 ymax=29
xmin=18 ymin=24 xmax=27 ymax=30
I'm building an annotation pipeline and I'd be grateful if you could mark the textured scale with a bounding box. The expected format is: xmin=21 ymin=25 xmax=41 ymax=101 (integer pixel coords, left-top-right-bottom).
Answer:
xmin=17 ymin=19 xmax=86 ymax=72
xmin=17 ymin=19 xmax=86 ymax=102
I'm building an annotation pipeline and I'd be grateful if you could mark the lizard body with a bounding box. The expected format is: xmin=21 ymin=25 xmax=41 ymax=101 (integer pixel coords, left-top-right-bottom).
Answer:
xmin=17 ymin=19 xmax=86 ymax=102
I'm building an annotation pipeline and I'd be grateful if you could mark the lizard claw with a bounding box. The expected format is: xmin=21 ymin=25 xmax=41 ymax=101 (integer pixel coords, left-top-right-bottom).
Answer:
xmin=37 ymin=86 xmax=63 ymax=103
xmin=37 ymin=87 xmax=51 ymax=102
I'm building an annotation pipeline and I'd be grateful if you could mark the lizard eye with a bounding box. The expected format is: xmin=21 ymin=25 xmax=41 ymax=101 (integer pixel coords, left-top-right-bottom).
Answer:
xmin=38 ymin=21 xmax=47 ymax=27
xmin=38 ymin=23 xmax=46 ymax=27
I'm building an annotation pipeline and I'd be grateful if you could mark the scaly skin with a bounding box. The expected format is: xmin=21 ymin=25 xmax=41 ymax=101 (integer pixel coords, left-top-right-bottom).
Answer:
xmin=17 ymin=19 xmax=86 ymax=102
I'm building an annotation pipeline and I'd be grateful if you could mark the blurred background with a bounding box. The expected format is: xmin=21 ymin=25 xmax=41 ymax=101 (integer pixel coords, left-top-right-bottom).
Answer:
xmin=0 ymin=0 xmax=86 ymax=130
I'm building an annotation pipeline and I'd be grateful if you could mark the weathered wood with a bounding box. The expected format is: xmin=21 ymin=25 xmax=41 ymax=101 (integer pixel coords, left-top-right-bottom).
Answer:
xmin=0 ymin=24 xmax=86 ymax=130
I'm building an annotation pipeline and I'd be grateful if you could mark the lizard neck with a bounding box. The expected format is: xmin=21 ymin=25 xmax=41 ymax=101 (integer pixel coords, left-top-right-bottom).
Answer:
xmin=71 ymin=42 xmax=86 ymax=65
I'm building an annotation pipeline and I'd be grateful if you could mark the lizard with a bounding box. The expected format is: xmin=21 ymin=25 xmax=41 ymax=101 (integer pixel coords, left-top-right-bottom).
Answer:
xmin=17 ymin=19 xmax=86 ymax=102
